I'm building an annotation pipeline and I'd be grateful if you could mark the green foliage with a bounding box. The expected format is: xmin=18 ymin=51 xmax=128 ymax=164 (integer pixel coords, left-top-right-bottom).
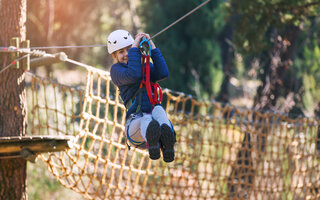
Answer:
xmin=26 ymin=0 xmax=143 ymax=70
xmin=139 ymin=0 xmax=226 ymax=98
xmin=227 ymin=0 xmax=320 ymax=53
xmin=291 ymin=15 xmax=320 ymax=115
xmin=224 ymin=0 xmax=320 ymax=115
xmin=296 ymin=44 xmax=320 ymax=114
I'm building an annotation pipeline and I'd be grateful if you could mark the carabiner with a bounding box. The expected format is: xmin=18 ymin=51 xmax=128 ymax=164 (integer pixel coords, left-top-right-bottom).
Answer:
xmin=139 ymin=37 xmax=151 ymax=56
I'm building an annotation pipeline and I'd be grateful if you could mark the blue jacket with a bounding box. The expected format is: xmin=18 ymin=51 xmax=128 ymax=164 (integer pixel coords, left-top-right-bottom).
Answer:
xmin=110 ymin=47 xmax=169 ymax=118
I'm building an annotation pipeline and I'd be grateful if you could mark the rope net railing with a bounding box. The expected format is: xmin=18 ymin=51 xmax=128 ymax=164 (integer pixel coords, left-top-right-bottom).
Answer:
xmin=25 ymin=63 xmax=320 ymax=200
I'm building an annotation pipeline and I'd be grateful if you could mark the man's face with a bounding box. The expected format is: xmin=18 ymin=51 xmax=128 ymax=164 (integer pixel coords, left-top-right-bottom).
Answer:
xmin=113 ymin=46 xmax=130 ymax=63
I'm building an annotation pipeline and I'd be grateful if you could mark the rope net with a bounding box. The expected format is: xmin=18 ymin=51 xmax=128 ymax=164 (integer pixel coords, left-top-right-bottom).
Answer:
xmin=26 ymin=65 xmax=320 ymax=200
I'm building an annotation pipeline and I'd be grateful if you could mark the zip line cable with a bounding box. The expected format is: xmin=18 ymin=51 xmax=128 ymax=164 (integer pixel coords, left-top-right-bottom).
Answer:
xmin=0 ymin=44 xmax=106 ymax=52
xmin=29 ymin=44 xmax=107 ymax=50
xmin=150 ymin=0 xmax=211 ymax=40
xmin=0 ymin=54 xmax=30 ymax=74
xmin=0 ymin=0 xmax=211 ymax=74
xmin=0 ymin=0 xmax=211 ymax=52
xmin=0 ymin=1 xmax=310 ymax=119
xmin=0 ymin=47 xmax=107 ymax=74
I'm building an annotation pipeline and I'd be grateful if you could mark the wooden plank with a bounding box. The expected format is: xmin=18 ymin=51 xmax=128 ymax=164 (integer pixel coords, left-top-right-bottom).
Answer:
xmin=21 ymin=40 xmax=30 ymax=70
xmin=0 ymin=135 xmax=74 ymax=154
xmin=9 ymin=37 xmax=20 ymax=69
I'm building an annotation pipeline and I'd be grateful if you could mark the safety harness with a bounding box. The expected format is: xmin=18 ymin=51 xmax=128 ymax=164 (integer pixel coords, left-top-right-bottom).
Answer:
xmin=125 ymin=37 xmax=163 ymax=148
xmin=125 ymin=38 xmax=163 ymax=112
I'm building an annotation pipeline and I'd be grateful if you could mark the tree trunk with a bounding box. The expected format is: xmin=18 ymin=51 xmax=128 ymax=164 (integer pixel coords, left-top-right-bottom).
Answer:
xmin=227 ymin=25 xmax=301 ymax=198
xmin=0 ymin=0 xmax=27 ymax=200
xmin=255 ymin=25 xmax=300 ymax=112
xmin=217 ymin=22 xmax=234 ymax=103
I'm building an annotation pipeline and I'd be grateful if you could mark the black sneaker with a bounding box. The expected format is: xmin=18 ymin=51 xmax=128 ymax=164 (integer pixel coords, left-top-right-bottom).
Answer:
xmin=146 ymin=120 xmax=161 ymax=160
xmin=159 ymin=124 xmax=175 ymax=162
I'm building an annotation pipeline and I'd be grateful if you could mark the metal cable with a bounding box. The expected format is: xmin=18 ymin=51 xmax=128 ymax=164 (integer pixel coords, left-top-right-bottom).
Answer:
xmin=150 ymin=0 xmax=211 ymax=40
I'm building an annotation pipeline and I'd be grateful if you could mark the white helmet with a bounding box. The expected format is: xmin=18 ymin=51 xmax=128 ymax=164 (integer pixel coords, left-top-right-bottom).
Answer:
xmin=107 ymin=29 xmax=134 ymax=54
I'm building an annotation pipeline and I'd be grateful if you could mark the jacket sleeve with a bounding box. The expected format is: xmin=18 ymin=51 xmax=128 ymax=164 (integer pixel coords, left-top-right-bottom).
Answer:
xmin=150 ymin=48 xmax=169 ymax=82
xmin=110 ymin=47 xmax=142 ymax=86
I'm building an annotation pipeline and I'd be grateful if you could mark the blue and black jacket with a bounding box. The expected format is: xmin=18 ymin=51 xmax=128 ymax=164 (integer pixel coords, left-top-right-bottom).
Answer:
xmin=110 ymin=47 xmax=169 ymax=118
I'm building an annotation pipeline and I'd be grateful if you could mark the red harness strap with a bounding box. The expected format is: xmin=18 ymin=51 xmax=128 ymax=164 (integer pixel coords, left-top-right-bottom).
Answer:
xmin=140 ymin=55 xmax=163 ymax=106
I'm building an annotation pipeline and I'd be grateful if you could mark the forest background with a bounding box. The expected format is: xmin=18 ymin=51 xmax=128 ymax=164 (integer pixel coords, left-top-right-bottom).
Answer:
xmin=21 ymin=0 xmax=320 ymax=199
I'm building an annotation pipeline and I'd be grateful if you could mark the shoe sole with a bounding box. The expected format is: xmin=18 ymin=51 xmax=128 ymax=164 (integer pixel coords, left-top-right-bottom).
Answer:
xmin=160 ymin=124 xmax=175 ymax=162
xmin=146 ymin=120 xmax=161 ymax=160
